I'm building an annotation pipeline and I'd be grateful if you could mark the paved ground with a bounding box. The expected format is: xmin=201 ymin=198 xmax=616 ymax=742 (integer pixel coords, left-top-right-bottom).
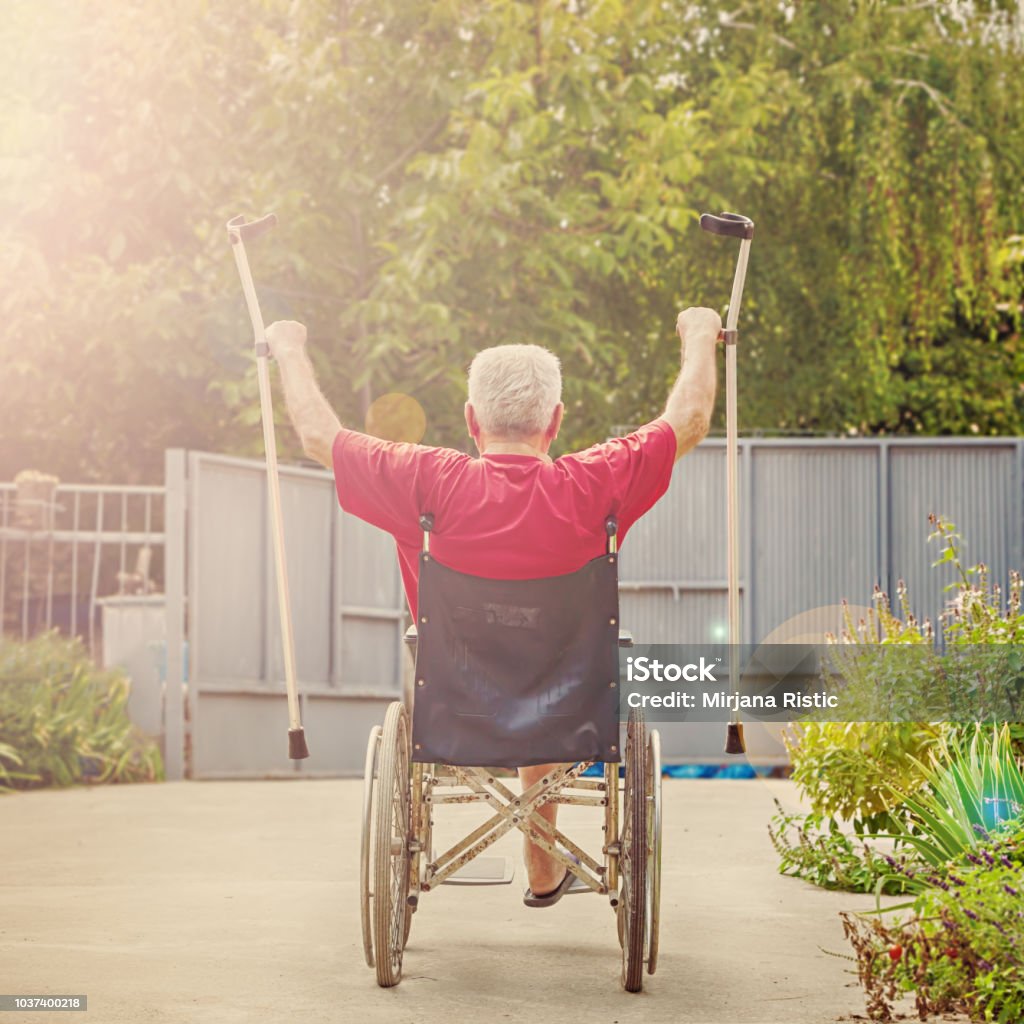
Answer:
xmin=2 ymin=777 xmax=915 ymax=1024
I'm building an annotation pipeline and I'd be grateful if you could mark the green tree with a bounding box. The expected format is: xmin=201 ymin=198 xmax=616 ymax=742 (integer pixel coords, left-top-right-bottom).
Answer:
xmin=2 ymin=0 xmax=1022 ymax=484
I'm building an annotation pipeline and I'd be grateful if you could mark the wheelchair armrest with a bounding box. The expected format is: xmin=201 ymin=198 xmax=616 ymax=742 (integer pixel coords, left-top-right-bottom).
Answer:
xmin=404 ymin=625 xmax=418 ymax=650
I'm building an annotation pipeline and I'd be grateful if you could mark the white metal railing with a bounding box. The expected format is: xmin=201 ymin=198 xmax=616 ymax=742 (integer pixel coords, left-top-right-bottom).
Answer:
xmin=0 ymin=482 xmax=165 ymax=655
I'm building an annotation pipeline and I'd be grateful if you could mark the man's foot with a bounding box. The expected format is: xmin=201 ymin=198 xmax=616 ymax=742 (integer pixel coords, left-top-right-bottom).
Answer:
xmin=522 ymin=866 xmax=589 ymax=908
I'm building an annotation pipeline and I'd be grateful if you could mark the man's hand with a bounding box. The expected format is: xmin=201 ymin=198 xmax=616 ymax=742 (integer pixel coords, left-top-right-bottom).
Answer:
xmin=265 ymin=320 xmax=307 ymax=360
xmin=676 ymin=307 xmax=723 ymax=348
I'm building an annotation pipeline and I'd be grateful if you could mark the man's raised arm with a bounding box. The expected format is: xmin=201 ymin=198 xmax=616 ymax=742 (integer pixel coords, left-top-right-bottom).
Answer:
xmin=264 ymin=320 xmax=343 ymax=470
xmin=660 ymin=307 xmax=722 ymax=459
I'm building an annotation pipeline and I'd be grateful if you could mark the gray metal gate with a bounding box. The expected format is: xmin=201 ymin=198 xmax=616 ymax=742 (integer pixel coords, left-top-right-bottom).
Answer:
xmin=159 ymin=438 xmax=1022 ymax=777
xmin=617 ymin=437 xmax=1023 ymax=765
xmin=618 ymin=437 xmax=1023 ymax=646
xmin=164 ymin=450 xmax=407 ymax=780
xmin=6 ymin=438 xmax=1019 ymax=777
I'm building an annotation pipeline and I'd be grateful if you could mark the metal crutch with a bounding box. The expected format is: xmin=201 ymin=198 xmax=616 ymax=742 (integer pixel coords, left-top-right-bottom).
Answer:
xmin=699 ymin=212 xmax=755 ymax=755
xmin=227 ymin=213 xmax=310 ymax=761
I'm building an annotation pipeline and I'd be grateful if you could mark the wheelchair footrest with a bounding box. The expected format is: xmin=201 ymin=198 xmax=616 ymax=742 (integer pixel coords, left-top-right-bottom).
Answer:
xmin=441 ymin=856 xmax=515 ymax=886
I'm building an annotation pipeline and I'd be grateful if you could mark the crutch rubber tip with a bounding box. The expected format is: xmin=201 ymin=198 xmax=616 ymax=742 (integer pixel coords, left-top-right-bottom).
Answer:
xmin=288 ymin=728 xmax=310 ymax=760
xmin=724 ymin=722 xmax=746 ymax=755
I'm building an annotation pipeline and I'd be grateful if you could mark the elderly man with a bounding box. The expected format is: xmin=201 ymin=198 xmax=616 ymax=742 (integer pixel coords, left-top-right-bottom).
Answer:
xmin=265 ymin=307 xmax=720 ymax=906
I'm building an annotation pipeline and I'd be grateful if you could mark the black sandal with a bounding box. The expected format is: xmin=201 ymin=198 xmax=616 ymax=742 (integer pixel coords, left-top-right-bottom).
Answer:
xmin=523 ymin=864 xmax=588 ymax=908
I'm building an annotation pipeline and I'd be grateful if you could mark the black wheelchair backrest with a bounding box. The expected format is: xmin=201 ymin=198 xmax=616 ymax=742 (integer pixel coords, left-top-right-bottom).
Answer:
xmin=410 ymin=520 xmax=622 ymax=768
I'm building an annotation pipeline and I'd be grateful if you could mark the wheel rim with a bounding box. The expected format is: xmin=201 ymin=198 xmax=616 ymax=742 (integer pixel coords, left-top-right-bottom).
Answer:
xmin=360 ymin=725 xmax=382 ymax=969
xmin=646 ymin=729 xmax=662 ymax=974
xmin=619 ymin=709 xmax=647 ymax=992
xmin=386 ymin=735 xmax=410 ymax=965
xmin=372 ymin=702 xmax=412 ymax=987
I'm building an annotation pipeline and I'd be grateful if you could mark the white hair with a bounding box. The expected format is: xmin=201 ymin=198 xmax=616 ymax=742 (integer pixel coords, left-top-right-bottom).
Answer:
xmin=467 ymin=344 xmax=562 ymax=440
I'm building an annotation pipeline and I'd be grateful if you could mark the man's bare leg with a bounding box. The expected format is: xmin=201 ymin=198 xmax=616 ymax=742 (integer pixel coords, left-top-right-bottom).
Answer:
xmin=518 ymin=762 xmax=571 ymax=895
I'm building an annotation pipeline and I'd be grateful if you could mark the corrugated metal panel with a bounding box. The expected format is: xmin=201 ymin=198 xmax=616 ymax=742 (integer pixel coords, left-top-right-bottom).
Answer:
xmin=657 ymin=721 xmax=788 ymax=765
xmin=619 ymin=447 xmax=726 ymax=582
xmin=888 ymin=444 xmax=1018 ymax=635
xmin=336 ymin=511 xmax=405 ymax=696
xmin=751 ymin=446 xmax=880 ymax=642
xmin=186 ymin=452 xmax=407 ymax=777
xmin=338 ymin=511 xmax=403 ymax=609
xmin=190 ymin=458 xmax=265 ymax=682
xmin=175 ymin=439 xmax=1023 ymax=777
xmin=191 ymin=455 xmax=338 ymax=686
xmin=264 ymin=470 xmax=335 ymax=686
xmin=618 ymin=447 xmax=731 ymax=650
xmin=619 ymin=590 xmax=728 ymax=645
xmin=192 ymin=691 xmax=389 ymax=778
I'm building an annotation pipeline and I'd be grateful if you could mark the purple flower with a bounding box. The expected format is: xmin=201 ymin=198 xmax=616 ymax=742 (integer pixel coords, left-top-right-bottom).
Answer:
xmin=964 ymin=909 xmax=979 ymax=921
xmin=1001 ymin=856 xmax=1013 ymax=869
xmin=965 ymin=854 xmax=983 ymax=865
xmin=978 ymin=958 xmax=993 ymax=973
xmin=1005 ymin=885 xmax=1020 ymax=897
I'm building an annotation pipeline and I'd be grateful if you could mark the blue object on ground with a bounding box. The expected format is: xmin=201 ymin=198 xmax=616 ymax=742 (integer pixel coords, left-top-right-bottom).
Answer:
xmin=581 ymin=762 xmax=774 ymax=779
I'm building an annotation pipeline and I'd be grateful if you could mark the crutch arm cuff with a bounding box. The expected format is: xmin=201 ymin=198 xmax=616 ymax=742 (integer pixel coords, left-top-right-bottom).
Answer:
xmin=699 ymin=212 xmax=755 ymax=240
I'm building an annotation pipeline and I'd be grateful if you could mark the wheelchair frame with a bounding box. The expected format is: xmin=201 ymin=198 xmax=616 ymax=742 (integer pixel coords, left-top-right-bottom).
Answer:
xmin=360 ymin=701 xmax=662 ymax=992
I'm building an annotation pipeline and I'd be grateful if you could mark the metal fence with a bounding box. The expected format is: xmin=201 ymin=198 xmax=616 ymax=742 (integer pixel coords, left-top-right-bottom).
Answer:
xmin=169 ymin=450 xmax=407 ymax=780
xmin=4 ymin=437 xmax=1022 ymax=779
xmin=619 ymin=437 xmax=1023 ymax=646
xmin=0 ymin=482 xmax=164 ymax=654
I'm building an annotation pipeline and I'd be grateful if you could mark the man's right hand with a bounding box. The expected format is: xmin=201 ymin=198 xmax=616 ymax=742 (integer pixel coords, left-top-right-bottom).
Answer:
xmin=676 ymin=307 xmax=723 ymax=348
xmin=265 ymin=320 xmax=308 ymax=360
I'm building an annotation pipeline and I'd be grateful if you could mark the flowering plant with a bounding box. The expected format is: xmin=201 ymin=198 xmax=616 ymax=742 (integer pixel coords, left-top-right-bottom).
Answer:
xmin=842 ymin=819 xmax=1024 ymax=1022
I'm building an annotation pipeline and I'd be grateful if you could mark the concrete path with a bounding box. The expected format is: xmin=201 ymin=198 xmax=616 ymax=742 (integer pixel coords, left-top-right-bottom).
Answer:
xmin=2 ymin=778 xmax=899 ymax=1024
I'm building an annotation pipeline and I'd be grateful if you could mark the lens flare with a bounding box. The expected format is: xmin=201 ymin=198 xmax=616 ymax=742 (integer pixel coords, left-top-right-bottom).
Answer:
xmin=364 ymin=393 xmax=427 ymax=444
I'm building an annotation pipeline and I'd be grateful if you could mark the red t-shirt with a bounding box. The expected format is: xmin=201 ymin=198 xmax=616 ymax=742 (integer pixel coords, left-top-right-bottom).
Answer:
xmin=331 ymin=419 xmax=677 ymax=615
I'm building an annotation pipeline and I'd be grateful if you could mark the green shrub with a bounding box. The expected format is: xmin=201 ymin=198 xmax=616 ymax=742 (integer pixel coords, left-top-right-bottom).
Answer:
xmin=0 ymin=631 xmax=163 ymax=790
xmin=786 ymin=517 xmax=1024 ymax=832
xmin=767 ymin=799 xmax=917 ymax=894
xmin=786 ymin=721 xmax=945 ymax=834
xmin=887 ymin=724 xmax=1024 ymax=867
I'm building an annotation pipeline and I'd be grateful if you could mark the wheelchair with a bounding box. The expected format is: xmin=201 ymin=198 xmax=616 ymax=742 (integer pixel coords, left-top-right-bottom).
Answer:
xmin=360 ymin=515 xmax=663 ymax=992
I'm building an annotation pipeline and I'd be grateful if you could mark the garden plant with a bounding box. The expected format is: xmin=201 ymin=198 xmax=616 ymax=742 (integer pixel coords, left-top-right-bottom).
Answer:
xmin=0 ymin=631 xmax=163 ymax=790
xmin=776 ymin=517 xmax=1024 ymax=1020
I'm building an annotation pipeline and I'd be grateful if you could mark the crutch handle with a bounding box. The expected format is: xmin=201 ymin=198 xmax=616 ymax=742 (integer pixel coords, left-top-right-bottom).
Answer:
xmin=699 ymin=212 xmax=755 ymax=240
xmin=227 ymin=213 xmax=278 ymax=244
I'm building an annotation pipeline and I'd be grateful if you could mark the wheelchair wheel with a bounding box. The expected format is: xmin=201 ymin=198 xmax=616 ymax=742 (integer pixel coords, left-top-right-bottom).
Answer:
xmin=371 ymin=701 xmax=412 ymax=987
xmin=646 ymin=728 xmax=663 ymax=975
xmin=618 ymin=708 xmax=648 ymax=992
xmin=360 ymin=724 xmax=382 ymax=968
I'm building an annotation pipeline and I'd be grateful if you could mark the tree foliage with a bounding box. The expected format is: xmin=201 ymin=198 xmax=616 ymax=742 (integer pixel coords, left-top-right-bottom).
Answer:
xmin=2 ymin=0 xmax=1021 ymax=482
